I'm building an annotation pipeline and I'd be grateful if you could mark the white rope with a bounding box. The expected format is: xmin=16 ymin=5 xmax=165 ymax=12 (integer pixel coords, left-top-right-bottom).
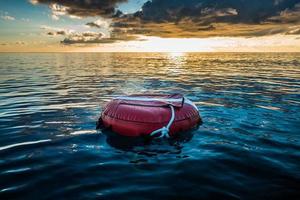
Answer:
xmin=114 ymin=96 xmax=183 ymax=103
xmin=150 ymin=105 xmax=175 ymax=138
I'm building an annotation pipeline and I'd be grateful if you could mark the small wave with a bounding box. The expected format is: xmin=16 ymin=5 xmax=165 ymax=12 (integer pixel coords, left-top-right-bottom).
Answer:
xmin=2 ymin=167 xmax=31 ymax=174
xmin=0 ymin=184 xmax=27 ymax=192
xmin=197 ymin=102 xmax=224 ymax=107
xmin=0 ymin=53 xmax=299 ymax=199
xmin=0 ymin=139 xmax=52 ymax=151
xmin=45 ymin=121 xmax=72 ymax=124
xmin=70 ymin=130 xmax=98 ymax=135
xmin=256 ymin=105 xmax=281 ymax=111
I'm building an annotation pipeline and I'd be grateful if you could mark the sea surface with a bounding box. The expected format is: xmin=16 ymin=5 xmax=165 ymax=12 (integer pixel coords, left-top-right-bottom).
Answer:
xmin=0 ymin=53 xmax=299 ymax=199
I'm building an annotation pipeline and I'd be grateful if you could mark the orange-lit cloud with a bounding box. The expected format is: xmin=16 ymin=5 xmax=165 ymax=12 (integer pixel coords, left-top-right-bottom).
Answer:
xmin=1 ymin=0 xmax=299 ymax=52
xmin=31 ymin=0 xmax=300 ymax=45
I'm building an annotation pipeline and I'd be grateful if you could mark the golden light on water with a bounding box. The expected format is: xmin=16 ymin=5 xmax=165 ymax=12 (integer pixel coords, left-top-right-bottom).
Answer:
xmin=168 ymin=52 xmax=186 ymax=59
xmin=166 ymin=52 xmax=186 ymax=74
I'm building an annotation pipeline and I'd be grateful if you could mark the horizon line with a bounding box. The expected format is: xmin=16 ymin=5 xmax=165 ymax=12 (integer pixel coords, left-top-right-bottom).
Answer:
xmin=1 ymin=51 xmax=300 ymax=53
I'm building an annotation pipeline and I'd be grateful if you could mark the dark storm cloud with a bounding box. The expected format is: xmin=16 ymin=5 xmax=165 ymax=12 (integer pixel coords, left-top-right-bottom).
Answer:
xmin=135 ymin=0 xmax=300 ymax=24
xmin=110 ymin=0 xmax=300 ymax=38
xmin=31 ymin=0 xmax=300 ymax=24
xmin=31 ymin=0 xmax=127 ymax=17
xmin=34 ymin=0 xmax=300 ymax=44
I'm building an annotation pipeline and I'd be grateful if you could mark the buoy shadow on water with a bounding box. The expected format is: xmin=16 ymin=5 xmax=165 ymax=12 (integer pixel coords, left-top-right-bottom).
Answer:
xmin=98 ymin=126 xmax=199 ymax=153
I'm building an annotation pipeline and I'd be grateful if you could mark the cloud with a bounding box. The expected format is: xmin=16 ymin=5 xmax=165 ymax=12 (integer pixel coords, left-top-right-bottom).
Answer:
xmin=61 ymin=31 xmax=138 ymax=44
xmin=30 ymin=0 xmax=127 ymax=18
xmin=51 ymin=14 xmax=59 ymax=20
xmin=111 ymin=0 xmax=300 ymax=38
xmin=35 ymin=0 xmax=300 ymax=45
xmin=61 ymin=31 xmax=104 ymax=44
xmin=47 ymin=30 xmax=67 ymax=36
xmin=136 ymin=0 xmax=300 ymax=24
xmin=86 ymin=22 xmax=101 ymax=28
xmin=41 ymin=24 xmax=117 ymax=44
xmin=268 ymin=3 xmax=300 ymax=23
xmin=86 ymin=19 xmax=111 ymax=29
xmin=31 ymin=0 xmax=300 ymax=24
xmin=15 ymin=41 xmax=26 ymax=45
xmin=49 ymin=3 xmax=67 ymax=20
xmin=0 ymin=42 xmax=26 ymax=46
xmin=1 ymin=15 xmax=15 ymax=20
xmin=40 ymin=25 xmax=74 ymax=36
xmin=286 ymin=25 xmax=300 ymax=34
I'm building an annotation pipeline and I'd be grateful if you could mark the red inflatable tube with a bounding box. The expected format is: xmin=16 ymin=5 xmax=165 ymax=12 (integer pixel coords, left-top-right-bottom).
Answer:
xmin=97 ymin=94 xmax=202 ymax=137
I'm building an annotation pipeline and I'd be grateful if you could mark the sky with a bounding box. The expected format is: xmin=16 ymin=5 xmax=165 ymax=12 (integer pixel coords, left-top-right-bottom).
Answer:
xmin=0 ymin=0 xmax=300 ymax=52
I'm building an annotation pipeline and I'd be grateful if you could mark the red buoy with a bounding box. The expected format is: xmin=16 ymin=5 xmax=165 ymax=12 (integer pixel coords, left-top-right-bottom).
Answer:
xmin=97 ymin=94 xmax=202 ymax=137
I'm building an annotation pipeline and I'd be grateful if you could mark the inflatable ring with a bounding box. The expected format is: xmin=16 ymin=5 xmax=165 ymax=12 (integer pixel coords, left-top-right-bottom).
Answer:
xmin=97 ymin=94 xmax=202 ymax=137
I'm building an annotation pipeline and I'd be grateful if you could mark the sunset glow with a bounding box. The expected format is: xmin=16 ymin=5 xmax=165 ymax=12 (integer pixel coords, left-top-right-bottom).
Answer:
xmin=71 ymin=35 xmax=300 ymax=53
xmin=0 ymin=0 xmax=299 ymax=52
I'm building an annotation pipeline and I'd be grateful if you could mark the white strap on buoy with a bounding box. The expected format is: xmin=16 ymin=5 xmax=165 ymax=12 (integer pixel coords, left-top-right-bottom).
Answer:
xmin=114 ymin=96 xmax=183 ymax=103
xmin=150 ymin=104 xmax=175 ymax=138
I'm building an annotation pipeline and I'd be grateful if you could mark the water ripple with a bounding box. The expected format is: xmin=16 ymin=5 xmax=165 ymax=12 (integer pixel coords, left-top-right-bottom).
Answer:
xmin=0 ymin=139 xmax=52 ymax=151
xmin=0 ymin=53 xmax=300 ymax=199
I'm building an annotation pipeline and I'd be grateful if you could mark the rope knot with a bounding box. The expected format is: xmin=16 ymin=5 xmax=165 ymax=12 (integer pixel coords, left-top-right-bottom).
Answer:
xmin=161 ymin=127 xmax=170 ymax=138
xmin=150 ymin=105 xmax=175 ymax=139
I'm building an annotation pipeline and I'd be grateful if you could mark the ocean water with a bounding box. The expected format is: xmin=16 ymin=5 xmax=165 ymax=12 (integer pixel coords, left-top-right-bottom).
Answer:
xmin=0 ymin=53 xmax=299 ymax=199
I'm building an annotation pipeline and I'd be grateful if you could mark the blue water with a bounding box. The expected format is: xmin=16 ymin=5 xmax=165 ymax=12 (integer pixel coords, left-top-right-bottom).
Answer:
xmin=0 ymin=53 xmax=299 ymax=199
